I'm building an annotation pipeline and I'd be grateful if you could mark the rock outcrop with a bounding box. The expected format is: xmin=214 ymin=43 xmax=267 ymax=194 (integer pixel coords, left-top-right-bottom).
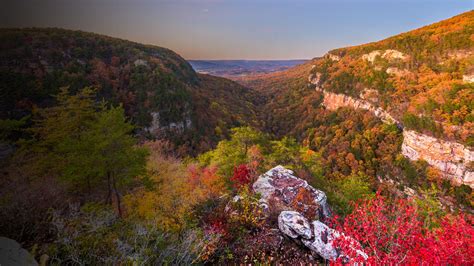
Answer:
xmin=278 ymin=211 xmax=368 ymax=261
xmin=362 ymin=49 xmax=408 ymax=63
xmin=402 ymin=130 xmax=474 ymax=187
xmin=0 ymin=237 xmax=38 ymax=266
xmin=147 ymin=111 xmax=192 ymax=134
xmin=278 ymin=211 xmax=313 ymax=239
xmin=308 ymin=72 xmax=322 ymax=87
xmin=326 ymin=53 xmax=341 ymax=62
xmin=463 ymin=74 xmax=474 ymax=83
xmin=386 ymin=67 xmax=410 ymax=77
xmin=253 ymin=165 xmax=331 ymax=220
xmin=253 ymin=167 xmax=366 ymax=262
xmin=316 ymin=87 xmax=398 ymax=125
xmin=303 ymin=220 xmax=368 ymax=262
xmin=301 ymin=220 xmax=340 ymax=261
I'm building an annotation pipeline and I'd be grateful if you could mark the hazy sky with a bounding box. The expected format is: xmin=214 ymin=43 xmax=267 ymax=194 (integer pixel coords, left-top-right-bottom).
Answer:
xmin=1 ymin=0 xmax=472 ymax=59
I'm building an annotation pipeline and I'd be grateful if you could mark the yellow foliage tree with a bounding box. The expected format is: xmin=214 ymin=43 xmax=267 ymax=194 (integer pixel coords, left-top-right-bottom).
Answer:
xmin=125 ymin=141 xmax=227 ymax=232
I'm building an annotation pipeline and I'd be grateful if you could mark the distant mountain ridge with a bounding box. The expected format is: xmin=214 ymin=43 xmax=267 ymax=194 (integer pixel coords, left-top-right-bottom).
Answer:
xmin=188 ymin=59 xmax=307 ymax=78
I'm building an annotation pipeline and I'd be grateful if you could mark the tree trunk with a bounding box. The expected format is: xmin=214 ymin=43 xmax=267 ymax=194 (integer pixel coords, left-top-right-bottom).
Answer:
xmin=105 ymin=172 xmax=112 ymax=204
xmin=87 ymin=176 xmax=91 ymax=199
xmin=112 ymin=176 xmax=122 ymax=217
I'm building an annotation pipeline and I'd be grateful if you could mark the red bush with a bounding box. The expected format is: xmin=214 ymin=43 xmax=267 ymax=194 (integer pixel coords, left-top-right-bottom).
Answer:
xmin=333 ymin=193 xmax=474 ymax=264
xmin=415 ymin=214 xmax=474 ymax=264
xmin=230 ymin=164 xmax=251 ymax=189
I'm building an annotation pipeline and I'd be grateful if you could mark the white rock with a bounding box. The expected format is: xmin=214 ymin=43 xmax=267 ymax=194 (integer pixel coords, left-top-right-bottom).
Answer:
xmin=308 ymin=72 xmax=322 ymax=87
xmin=278 ymin=211 xmax=313 ymax=239
xmin=462 ymin=74 xmax=474 ymax=83
xmin=146 ymin=111 xmax=192 ymax=134
xmin=253 ymin=165 xmax=331 ymax=219
xmin=386 ymin=67 xmax=409 ymax=77
xmin=134 ymin=59 xmax=148 ymax=67
xmin=301 ymin=220 xmax=339 ymax=260
xmin=382 ymin=49 xmax=407 ymax=60
xmin=327 ymin=53 xmax=341 ymax=62
xmin=362 ymin=49 xmax=407 ymax=63
xmin=286 ymin=220 xmax=369 ymax=262
xmin=401 ymin=130 xmax=474 ymax=187
xmin=321 ymin=91 xmax=398 ymax=125
xmin=362 ymin=50 xmax=382 ymax=63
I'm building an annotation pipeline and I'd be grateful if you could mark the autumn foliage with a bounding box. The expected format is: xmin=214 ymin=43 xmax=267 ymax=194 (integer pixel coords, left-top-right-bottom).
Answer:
xmin=230 ymin=164 xmax=252 ymax=189
xmin=333 ymin=193 xmax=474 ymax=264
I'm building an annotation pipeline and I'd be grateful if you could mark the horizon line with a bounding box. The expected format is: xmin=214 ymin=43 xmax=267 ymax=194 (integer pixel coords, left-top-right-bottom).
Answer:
xmin=186 ymin=58 xmax=314 ymax=61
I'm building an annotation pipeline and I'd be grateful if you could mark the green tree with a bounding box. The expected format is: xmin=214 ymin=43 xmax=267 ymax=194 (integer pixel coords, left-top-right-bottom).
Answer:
xmin=266 ymin=137 xmax=301 ymax=168
xmin=334 ymin=173 xmax=374 ymax=214
xmin=83 ymin=105 xmax=148 ymax=216
xmin=18 ymin=87 xmax=147 ymax=216
xmin=17 ymin=87 xmax=97 ymax=179
xmin=198 ymin=127 xmax=266 ymax=178
xmin=0 ymin=116 xmax=28 ymax=142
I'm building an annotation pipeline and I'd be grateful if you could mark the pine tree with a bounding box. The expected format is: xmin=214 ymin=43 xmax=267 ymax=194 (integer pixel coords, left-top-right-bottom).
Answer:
xmin=18 ymin=87 xmax=147 ymax=215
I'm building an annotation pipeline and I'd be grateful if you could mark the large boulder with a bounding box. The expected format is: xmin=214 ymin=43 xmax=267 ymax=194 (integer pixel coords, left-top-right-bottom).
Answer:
xmin=255 ymin=166 xmax=366 ymax=262
xmin=278 ymin=211 xmax=312 ymax=239
xmin=253 ymin=165 xmax=331 ymax=220
xmin=301 ymin=221 xmax=339 ymax=260
xmin=278 ymin=212 xmax=368 ymax=262
xmin=302 ymin=221 xmax=367 ymax=262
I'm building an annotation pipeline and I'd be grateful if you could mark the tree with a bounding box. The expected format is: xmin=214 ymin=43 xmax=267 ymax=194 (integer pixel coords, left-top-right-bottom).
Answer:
xmin=18 ymin=87 xmax=147 ymax=216
xmin=83 ymin=105 xmax=148 ymax=216
xmin=333 ymin=193 xmax=425 ymax=264
xmin=266 ymin=136 xmax=301 ymax=168
xmin=126 ymin=142 xmax=226 ymax=232
xmin=198 ymin=127 xmax=266 ymax=178
xmin=18 ymin=87 xmax=98 ymax=181
xmin=416 ymin=214 xmax=474 ymax=264
xmin=0 ymin=116 xmax=28 ymax=142
xmin=333 ymin=173 xmax=374 ymax=215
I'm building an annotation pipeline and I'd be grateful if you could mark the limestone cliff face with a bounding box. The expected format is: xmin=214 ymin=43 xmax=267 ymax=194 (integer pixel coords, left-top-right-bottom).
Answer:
xmin=309 ymin=76 xmax=397 ymax=124
xmin=319 ymin=89 xmax=398 ymax=125
xmin=361 ymin=49 xmax=408 ymax=63
xmin=402 ymin=130 xmax=474 ymax=187
xmin=310 ymin=73 xmax=474 ymax=187
xmin=147 ymin=111 xmax=192 ymax=135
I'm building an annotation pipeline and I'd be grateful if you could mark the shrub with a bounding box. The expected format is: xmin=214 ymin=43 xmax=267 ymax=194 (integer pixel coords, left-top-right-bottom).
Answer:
xmin=49 ymin=203 xmax=207 ymax=265
xmin=230 ymin=164 xmax=252 ymax=190
xmin=333 ymin=193 xmax=474 ymax=264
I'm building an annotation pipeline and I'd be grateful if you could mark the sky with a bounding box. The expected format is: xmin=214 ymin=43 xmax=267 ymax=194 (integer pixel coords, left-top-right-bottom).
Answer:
xmin=1 ymin=0 xmax=472 ymax=60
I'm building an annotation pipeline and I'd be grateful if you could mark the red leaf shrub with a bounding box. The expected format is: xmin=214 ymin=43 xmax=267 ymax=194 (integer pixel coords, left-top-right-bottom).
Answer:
xmin=415 ymin=214 xmax=474 ymax=264
xmin=231 ymin=164 xmax=251 ymax=189
xmin=333 ymin=193 xmax=474 ymax=264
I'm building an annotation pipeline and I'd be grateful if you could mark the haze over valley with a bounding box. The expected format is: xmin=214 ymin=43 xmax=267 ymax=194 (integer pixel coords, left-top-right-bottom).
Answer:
xmin=189 ymin=60 xmax=308 ymax=78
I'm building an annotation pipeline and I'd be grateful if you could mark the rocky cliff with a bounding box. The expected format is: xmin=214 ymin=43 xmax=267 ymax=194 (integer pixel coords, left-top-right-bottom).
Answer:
xmin=309 ymin=73 xmax=474 ymax=188
xmin=315 ymin=86 xmax=398 ymax=125
xmin=402 ymin=130 xmax=474 ymax=187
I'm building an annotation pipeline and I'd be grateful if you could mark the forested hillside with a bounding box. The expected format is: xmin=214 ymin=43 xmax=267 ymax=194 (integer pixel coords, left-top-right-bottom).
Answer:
xmin=0 ymin=28 xmax=261 ymax=153
xmin=238 ymin=11 xmax=473 ymax=190
xmin=317 ymin=10 xmax=474 ymax=145
xmin=241 ymin=11 xmax=473 ymax=145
